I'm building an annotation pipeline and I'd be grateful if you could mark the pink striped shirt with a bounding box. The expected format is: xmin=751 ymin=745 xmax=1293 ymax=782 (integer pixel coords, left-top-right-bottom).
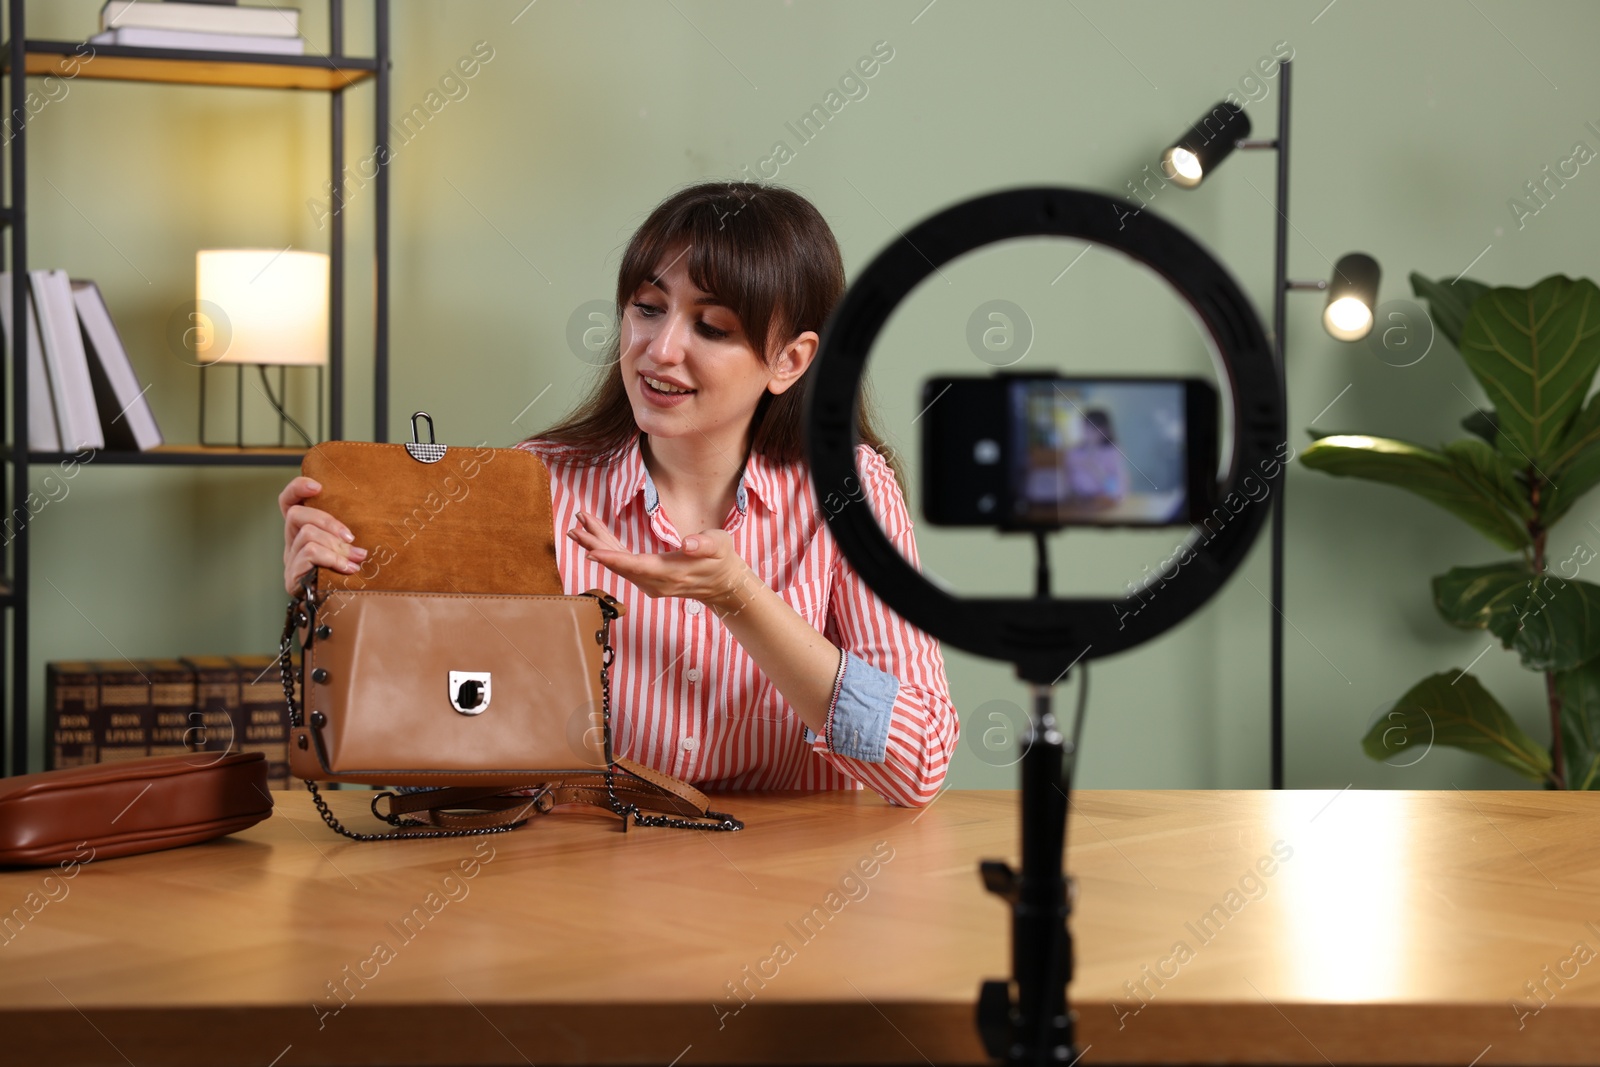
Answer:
xmin=517 ymin=432 xmax=958 ymax=807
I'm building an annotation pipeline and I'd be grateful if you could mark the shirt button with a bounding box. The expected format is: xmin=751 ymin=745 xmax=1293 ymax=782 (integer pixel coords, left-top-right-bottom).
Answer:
xmin=681 ymin=736 xmax=698 ymax=752
xmin=686 ymin=600 xmax=703 ymax=616
xmin=685 ymin=668 xmax=702 ymax=683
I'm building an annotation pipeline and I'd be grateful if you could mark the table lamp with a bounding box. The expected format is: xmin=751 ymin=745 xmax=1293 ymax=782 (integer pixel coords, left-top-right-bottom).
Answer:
xmin=195 ymin=248 xmax=329 ymax=448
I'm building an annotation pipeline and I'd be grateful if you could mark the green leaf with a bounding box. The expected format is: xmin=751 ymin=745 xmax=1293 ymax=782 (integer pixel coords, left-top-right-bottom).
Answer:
xmin=1410 ymin=271 xmax=1490 ymax=350
xmin=1555 ymin=661 xmax=1600 ymax=789
xmin=1461 ymin=409 xmax=1499 ymax=444
xmin=1457 ymin=275 xmax=1600 ymax=468
xmin=1300 ymin=436 xmax=1532 ymax=551
xmin=1362 ymin=671 xmax=1551 ymax=782
xmin=1544 ymin=437 xmax=1600 ymax=527
xmin=1542 ymin=387 xmax=1600 ymax=525
xmin=1548 ymin=390 xmax=1600 ymax=471
xmin=1433 ymin=562 xmax=1600 ymax=671
xmin=1442 ymin=438 xmax=1534 ymax=522
xmin=1433 ymin=561 xmax=1531 ymax=630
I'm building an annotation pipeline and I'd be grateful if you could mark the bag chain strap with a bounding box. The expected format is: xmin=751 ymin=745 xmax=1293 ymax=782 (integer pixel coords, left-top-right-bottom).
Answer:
xmin=593 ymin=596 xmax=743 ymax=832
xmin=278 ymin=574 xmax=741 ymax=839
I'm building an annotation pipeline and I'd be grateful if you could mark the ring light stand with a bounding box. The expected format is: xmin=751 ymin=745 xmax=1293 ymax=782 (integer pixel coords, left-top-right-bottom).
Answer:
xmin=806 ymin=187 xmax=1281 ymax=1067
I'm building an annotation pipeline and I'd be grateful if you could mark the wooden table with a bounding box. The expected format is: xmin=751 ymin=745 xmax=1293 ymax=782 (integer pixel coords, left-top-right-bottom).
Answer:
xmin=2 ymin=788 xmax=1598 ymax=1066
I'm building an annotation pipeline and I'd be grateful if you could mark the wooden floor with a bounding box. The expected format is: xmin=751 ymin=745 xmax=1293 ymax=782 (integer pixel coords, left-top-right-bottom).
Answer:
xmin=2 ymin=787 xmax=1599 ymax=1065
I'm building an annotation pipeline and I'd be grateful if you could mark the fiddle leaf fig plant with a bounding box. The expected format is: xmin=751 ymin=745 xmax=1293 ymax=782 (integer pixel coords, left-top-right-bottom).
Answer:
xmin=1301 ymin=272 xmax=1600 ymax=788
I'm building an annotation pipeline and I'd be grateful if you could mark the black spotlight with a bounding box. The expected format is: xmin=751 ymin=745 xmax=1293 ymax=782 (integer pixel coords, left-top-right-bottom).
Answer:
xmin=1160 ymin=99 xmax=1252 ymax=188
xmin=1322 ymin=252 xmax=1382 ymax=341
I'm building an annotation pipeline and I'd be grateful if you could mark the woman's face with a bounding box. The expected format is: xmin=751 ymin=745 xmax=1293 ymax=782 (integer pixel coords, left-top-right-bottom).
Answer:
xmin=619 ymin=246 xmax=797 ymax=449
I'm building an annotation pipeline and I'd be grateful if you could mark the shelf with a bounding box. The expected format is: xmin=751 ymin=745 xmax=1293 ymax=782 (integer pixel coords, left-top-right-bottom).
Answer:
xmin=14 ymin=444 xmax=309 ymax=467
xmin=2 ymin=3 xmax=391 ymax=779
xmin=7 ymin=39 xmax=376 ymax=91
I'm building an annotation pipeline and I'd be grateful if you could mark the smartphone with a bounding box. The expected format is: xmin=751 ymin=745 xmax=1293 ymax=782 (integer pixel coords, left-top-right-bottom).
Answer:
xmin=920 ymin=374 xmax=1218 ymax=528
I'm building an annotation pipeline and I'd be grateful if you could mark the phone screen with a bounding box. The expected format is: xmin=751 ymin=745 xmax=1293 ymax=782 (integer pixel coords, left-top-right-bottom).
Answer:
xmin=1007 ymin=379 xmax=1187 ymax=525
xmin=919 ymin=374 xmax=1214 ymax=529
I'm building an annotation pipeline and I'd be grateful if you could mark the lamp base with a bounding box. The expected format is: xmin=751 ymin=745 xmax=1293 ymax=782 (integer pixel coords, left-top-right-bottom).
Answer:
xmin=198 ymin=363 xmax=323 ymax=449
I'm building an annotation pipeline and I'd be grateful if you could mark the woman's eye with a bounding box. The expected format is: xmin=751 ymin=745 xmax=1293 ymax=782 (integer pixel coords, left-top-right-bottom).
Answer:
xmin=698 ymin=322 xmax=729 ymax=339
xmin=631 ymin=301 xmax=661 ymax=317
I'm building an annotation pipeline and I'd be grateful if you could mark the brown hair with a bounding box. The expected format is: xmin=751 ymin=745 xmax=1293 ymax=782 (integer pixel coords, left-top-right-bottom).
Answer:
xmin=521 ymin=181 xmax=907 ymax=498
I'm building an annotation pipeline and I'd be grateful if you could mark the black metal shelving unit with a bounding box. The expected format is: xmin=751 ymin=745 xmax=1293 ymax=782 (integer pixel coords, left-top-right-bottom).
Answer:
xmin=1 ymin=0 xmax=391 ymax=776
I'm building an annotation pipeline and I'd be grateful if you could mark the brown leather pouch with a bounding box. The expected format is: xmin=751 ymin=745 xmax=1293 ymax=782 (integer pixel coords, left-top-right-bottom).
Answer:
xmin=0 ymin=752 xmax=271 ymax=867
xmin=279 ymin=415 xmax=741 ymax=839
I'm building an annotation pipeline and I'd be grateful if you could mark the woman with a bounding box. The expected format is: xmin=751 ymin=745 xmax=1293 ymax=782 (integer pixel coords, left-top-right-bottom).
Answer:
xmin=280 ymin=182 xmax=957 ymax=808
xmin=1065 ymin=409 xmax=1127 ymax=509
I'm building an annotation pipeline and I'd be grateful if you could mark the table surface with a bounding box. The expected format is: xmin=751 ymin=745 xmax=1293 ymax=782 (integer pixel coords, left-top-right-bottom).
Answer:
xmin=2 ymin=787 xmax=1598 ymax=1066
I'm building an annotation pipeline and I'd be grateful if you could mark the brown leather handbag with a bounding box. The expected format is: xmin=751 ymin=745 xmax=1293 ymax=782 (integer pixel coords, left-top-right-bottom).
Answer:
xmin=0 ymin=752 xmax=272 ymax=867
xmin=278 ymin=413 xmax=741 ymax=840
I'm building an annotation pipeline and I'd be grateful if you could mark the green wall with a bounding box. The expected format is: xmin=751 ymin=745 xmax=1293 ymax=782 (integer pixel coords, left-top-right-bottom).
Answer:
xmin=14 ymin=0 xmax=1600 ymax=792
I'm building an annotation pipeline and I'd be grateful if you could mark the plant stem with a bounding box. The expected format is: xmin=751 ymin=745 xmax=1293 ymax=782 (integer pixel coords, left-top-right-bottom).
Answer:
xmin=1529 ymin=474 xmax=1568 ymax=789
xmin=1545 ymin=669 xmax=1567 ymax=789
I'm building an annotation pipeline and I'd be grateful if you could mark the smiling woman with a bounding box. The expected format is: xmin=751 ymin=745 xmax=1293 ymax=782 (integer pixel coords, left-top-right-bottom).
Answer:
xmin=516 ymin=182 xmax=959 ymax=807
xmin=279 ymin=181 xmax=959 ymax=808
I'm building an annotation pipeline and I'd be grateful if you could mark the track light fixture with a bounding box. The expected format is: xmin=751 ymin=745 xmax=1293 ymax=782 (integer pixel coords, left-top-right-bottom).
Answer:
xmin=1321 ymin=252 xmax=1382 ymax=342
xmin=1160 ymin=100 xmax=1252 ymax=188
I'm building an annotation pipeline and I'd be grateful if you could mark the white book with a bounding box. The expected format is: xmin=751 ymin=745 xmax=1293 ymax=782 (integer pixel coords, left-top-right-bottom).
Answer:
xmin=0 ymin=272 xmax=62 ymax=452
xmin=72 ymin=280 xmax=164 ymax=452
xmin=30 ymin=270 xmax=104 ymax=451
xmin=89 ymin=27 xmax=306 ymax=55
xmin=100 ymin=1 xmax=299 ymax=37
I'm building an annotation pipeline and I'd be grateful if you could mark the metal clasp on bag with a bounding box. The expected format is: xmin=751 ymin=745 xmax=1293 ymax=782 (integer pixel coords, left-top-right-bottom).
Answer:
xmin=525 ymin=784 xmax=557 ymax=815
xmin=295 ymin=567 xmax=320 ymax=645
xmin=406 ymin=411 xmax=446 ymax=464
xmin=450 ymin=671 xmax=491 ymax=714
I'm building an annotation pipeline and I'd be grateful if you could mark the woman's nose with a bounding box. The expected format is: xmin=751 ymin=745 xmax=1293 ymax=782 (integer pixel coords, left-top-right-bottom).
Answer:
xmin=646 ymin=310 xmax=693 ymax=363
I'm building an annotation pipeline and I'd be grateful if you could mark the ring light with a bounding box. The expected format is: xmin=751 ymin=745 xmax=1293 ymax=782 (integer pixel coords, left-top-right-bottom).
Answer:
xmin=806 ymin=186 xmax=1282 ymax=685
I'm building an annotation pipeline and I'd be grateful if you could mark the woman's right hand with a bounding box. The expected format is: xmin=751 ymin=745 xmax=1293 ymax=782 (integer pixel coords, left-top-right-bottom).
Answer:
xmin=281 ymin=476 xmax=367 ymax=596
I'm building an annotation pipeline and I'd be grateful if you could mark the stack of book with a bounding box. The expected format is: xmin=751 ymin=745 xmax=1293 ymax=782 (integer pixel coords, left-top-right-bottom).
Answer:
xmin=91 ymin=1 xmax=306 ymax=57
xmin=0 ymin=272 xmax=163 ymax=453
xmin=46 ymin=655 xmax=301 ymax=789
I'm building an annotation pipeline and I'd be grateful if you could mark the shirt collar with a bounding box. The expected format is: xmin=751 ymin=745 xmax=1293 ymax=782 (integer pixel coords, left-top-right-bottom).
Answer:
xmin=608 ymin=432 xmax=784 ymax=516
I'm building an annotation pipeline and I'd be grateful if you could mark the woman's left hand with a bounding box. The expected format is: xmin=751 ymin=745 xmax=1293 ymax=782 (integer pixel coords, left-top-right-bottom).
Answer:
xmin=568 ymin=510 xmax=750 ymax=607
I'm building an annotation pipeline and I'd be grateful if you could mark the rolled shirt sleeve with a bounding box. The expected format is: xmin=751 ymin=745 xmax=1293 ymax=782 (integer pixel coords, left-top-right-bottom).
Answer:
xmin=805 ymin=446 xmax=960 ymax=807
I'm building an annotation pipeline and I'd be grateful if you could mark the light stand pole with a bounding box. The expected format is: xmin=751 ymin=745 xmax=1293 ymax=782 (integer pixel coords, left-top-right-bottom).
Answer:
xmin=978 ymin=534 xmax=1077 ymax=1067
xmin=1234 ymin=59 xmax=1294 ymax=790
xmin=978 ymin=683 xmax=1076 ymax=1067
xmin=1236 ymin=58 xmax=1345 ymax=790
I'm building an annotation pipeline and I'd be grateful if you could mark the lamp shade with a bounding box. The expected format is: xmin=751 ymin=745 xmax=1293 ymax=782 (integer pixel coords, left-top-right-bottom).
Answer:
xmin=196 ymin=249 xmax=329 ymax=366
xmin=1160 ymin=100 xmax=1252 ymax=189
